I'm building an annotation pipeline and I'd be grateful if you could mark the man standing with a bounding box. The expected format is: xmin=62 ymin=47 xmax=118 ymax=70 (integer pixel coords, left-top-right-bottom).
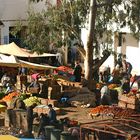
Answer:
xmin=27 ymin=103 xmax=37 ymax=135
xmin=48 ymin=104 xmax=57 ymax=125
xmin=73 ymin=61 xmax=82 ymax=82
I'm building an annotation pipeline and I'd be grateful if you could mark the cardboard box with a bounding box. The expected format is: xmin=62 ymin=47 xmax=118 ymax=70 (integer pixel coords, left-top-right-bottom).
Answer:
xmin=118 ymin=101 xmax=127 ymax=108
xmin=127 ymin=103 xmax=140 ymax=110
xmin=119 ymin=95 xmax=139 ymax=105
xmin=39 ymin=98 xmax=48 ymax=105
xmin=118 ymin=101 xmax=140 ymax=111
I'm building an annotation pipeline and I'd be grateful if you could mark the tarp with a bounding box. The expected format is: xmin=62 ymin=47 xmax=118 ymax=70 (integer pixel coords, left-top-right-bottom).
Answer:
xmin=0 ymin=54 xmax=19 ymax=67
xmin=0 ymin=42 xmax=31 ymax=57
xmin=18 ymin=59 xmax=57 ymax=70
xmin=0 ymin=54 xmax=57 ymax=70
xmin=0 ymin=42 xmax=57 ymax=57
xmin=0 ymin=54 xmax=17 ymax=63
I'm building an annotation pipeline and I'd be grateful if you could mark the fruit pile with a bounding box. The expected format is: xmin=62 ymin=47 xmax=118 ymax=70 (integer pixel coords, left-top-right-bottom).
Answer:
xmin=89 ymin=105 xmax=137 ymax=118
xmin=2 ymin=92 xmax=19 ymax=102
xmin=23 ymin=96 xmax=41 ymax=107
xmin=108 ymin=84 xmax=118 ymax=89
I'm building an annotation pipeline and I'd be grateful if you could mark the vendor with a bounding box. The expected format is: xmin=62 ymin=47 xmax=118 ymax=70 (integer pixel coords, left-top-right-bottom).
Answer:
xmin=121 ymin=77 xmax=130 ymax=94
xmin=100 ymin=85 xmax=112 ymax=105
xmin=28 ymin=73 xmax=41 ymax=96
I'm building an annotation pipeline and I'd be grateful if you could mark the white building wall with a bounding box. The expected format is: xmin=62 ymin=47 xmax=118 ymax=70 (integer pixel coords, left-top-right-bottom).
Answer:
xmin=0 ymin=0 xmax=28 ymax=20
xmin=0 ymin=0 xmax=56 ymax=44
xmin=81 ymin=27 xmax=140 ymax=75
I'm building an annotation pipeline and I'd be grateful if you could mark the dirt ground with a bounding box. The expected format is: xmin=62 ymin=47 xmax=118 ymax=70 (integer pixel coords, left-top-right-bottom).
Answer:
xmin=57 ymin=106 xmax=93 ymax=124
xmin=0 ymin=106 xmax=93 ymax=135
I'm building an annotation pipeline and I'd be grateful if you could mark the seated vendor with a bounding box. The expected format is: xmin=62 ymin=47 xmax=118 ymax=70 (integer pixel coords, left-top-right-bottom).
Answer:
xmin=28 ymin=74 xmax=41 ymax=96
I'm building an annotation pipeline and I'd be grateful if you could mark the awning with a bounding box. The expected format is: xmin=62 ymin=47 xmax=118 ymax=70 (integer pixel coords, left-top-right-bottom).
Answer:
xmin=0 ymin=54 xmax=57 ymax=70
xmin=0 ymin=42 xmax=57 ymax=57
xmin=0 ymin=54 xmax=19 ymax=67
xmin=19 ymin=59 xmax=57 ymax=70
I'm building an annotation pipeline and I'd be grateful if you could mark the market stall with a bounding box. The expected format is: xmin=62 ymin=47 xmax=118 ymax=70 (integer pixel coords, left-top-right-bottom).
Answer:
xmin=80 ymin=118 xmax=140 ymax=140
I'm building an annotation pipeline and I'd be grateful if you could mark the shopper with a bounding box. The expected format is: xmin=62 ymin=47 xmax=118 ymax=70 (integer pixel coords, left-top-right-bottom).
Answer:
xmin=48 ymin=104 xmax=57 ymax=125
xmin=73 ymin=61 xmax=82 ymax=82
xmin=27 ymin=103 xmax=37 ymax=135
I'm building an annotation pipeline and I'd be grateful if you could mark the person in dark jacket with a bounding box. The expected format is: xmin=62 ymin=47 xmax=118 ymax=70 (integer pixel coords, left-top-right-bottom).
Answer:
xmin=27 ymin=103 xmax=37 ymax=135
xmin=37 ymin=113 xmax=50 ymax=137
xmin=73 ymin=61 xmax=82 ymax=82
xmin=48 ymin=104 xmax=57 ymax=125
xmin=121 ymin=77 xmax=130 ymax=94
xmin=126 ymin=62 xmax=132 ymax=76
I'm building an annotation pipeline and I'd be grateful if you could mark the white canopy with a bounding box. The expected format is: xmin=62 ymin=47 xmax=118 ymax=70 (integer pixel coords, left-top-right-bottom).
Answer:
xmin=0 ymin=42 xmax=57 ymax=57
xmin=0 ymin=54 xmax=57 ymax=70
xmin=0 ymin=54 xmax=19 ymax=67
xmin=19 ymin=59 xmax=57 ymax=70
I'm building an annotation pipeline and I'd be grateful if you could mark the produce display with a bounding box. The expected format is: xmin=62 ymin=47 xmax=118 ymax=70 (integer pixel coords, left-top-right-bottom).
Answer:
xmin=96 ymin=83 xmax=103 ymax=89
xmin=2 ymin=92 xmax=19 ymax=102
xmin=23 ymin=96 xmax=41 ymax=107
xmin=89 ymin=105 xmax=137 ymax=118
xmin=108 ymin=84 xmax=119 ymax=89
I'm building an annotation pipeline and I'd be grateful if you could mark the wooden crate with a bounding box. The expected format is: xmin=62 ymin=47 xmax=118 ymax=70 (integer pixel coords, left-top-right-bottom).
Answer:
xmin=118 ymin=101 xmax=127 ymax=108
xmin=39 ymin=98 xmax=48 ymax=105
xmin=42 ymin=106 xmax=49 ymax=114
xmin=127 ymin=103 xmax=140 ymax=110
xmin=118 ymin=101 xmax=140 ymax=111
xmin=14 ymin=109 xmax=28 ymax=131
xmin=118 ymin=95 xmax=139 ymax=105
xmin=34 ymin=105 xmax=46 ymax=114
xmin=5 ymin=109 xmax=16 ymax=127
xmin=0 ymin=118 xmax=4 ymax=126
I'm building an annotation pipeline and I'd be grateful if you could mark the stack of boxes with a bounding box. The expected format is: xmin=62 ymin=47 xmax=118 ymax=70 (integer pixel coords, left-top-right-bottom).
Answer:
xmin=118 ymin=94 xmax=140 ymax=111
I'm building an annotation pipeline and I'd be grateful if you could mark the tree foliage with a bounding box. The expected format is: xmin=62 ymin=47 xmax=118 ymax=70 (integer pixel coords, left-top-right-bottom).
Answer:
xmin=13 ymin=0 xmax=140 ymax=57
xmin=11 ymin=0 xmax=140 ymax=88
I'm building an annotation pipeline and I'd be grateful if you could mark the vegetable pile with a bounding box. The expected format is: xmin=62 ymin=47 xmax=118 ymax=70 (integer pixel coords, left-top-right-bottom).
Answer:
xmin=23 ymin=96 xmax=41 ymax=107
xmin=108 ymin=84 xmax=119 ymax=89
xmin=89 ymin=105 xmax=137 ymax=118
xmin=2 ymin=92 xmax=19 ymax=102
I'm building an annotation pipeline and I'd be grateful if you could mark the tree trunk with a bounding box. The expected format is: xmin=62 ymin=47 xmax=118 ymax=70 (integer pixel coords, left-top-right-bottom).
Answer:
xmin=93 ymin=50 xmax=110 ymax=71
xmin=85 ymin=0 xmax=97 ymax=90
